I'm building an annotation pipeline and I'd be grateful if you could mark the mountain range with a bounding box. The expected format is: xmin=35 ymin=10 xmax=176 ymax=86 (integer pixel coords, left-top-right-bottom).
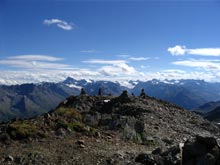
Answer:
xmin=1 ymin=77 xmax=220 ymax=121
xmin=0 ymin=83 xmax=78 ymax=121
xmin=132 ymin=79 xmax=220 ymax=110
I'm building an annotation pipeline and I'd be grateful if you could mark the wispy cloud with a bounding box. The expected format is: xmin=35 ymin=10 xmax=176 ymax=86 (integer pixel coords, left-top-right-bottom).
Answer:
xmin=43 ymin=19 xmax=73 ymax=31
xmin=8 ymin=55 xmax=63 ymax=61
xmin=116 ymin=54 xmax=157 ymax=61
xmin=83 ymin=59 xmax=126 ymax=65
xmin=172 ymin=59 xmax=220 ymax=70
xmin=168 ymin=45 xmax=220 ymax=56
xmin=162 ymin=69 xmax=186 ymax=74
xmin=129 ymin=57 xmax=150 ymax=61
xmin=157 ymin=70 xmax=214 ymax=81
xmin=116 ymin=54 xmax=130 ymax=58
xmin=0 ymin=55 xmax=71 ymax=70
xmin=0 ymin=70 xmax=99 ymax=85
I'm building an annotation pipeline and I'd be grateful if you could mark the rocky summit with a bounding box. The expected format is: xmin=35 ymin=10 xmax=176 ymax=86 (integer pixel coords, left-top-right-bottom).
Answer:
xmin=0 ymin=91 xmax=220 ymax=164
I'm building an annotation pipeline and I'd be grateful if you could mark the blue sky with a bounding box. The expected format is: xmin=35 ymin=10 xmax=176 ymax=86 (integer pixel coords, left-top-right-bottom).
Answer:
xmin=1 ymin=0 xmax=220 ymax=86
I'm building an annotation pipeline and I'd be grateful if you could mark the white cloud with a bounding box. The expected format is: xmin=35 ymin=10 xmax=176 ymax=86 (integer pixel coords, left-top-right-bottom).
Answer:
xmin=0 ymin=65 xmax=219 ymax=86
xmin=117 ymin=62 xmax=136 ymax=73
xmin=43 ymin=19 xmax=73 ymax=31
xmin=0 ymin=69 xmax=101 ymax=85
xmin=83 ymin=59 xmax=136 ymax=73
xmin=129 ymin=57 xmax=150 ymax=61
xmin=168 ymin=45 xmax=186 ymax=56
xmin=172 ymin=59 xmax=220 ymax=70
xmin=0 ymin=56 xmax=144 ymax=85
xmin=8 ymin=55 xmax=63 ymax=61
xmin=188 ymin=48 xmax=220 ymax=56
xmin=162 ymin=69 xmax=186 ymax=74
xmin=116 ymin=55 xmax=152 ymax=61
xmin=83 ymin=58 xmax=140 ymax=78
xmin=143 ymin=69 xmax=214 ymax=82
xmin=3 ymin=55 xmax=220 ymax=86
xmin=168 ymin=45 xmax=220 ymax=56
xmin=0 ymin=55 xmax=71 ymax=70
xmin=83 ymin=59 xmax=126 ymax=65
xmin=98 ymin=66 xmax=121 ymax=77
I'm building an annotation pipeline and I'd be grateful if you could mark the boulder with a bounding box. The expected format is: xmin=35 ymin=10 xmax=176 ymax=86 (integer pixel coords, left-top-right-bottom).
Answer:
xmin=182 ymin=135 xmax=220 ymax=165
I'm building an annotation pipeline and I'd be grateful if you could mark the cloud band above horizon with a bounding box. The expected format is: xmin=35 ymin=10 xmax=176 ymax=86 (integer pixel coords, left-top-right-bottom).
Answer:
xmin=168 ymin=45 xmax=220 ymax=56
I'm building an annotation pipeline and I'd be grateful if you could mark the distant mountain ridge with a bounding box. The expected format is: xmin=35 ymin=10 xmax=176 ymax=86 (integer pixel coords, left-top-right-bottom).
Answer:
xmin=1 ymin=77 xmax=220 ymax=121
xmin=132 ymin=79 xmax=220 ymax=110
xmin=0 ymin=83 xmax=79 ymax=121
xmin=195 ymin=101 xmax=220 ymax=122
xmin=195 ymin=101 xmax=220 ymax=113
xmin=0 ymin=79 xmax=127 ymax=121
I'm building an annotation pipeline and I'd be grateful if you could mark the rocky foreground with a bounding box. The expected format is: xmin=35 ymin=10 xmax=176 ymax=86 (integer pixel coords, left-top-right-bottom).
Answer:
xmin=0 ymin=91 xmax=220 ymax=164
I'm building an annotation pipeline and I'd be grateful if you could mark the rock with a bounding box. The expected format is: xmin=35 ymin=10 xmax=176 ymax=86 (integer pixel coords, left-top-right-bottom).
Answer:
xmin=152 ymin=148 xmax=162 ymax=155
xmin=183 ymin=141 xmax=206 ymax=158
xmin=210 ymin=145 xmax=220 ymax=159
xmin=5 ymin=155 xmax=14 ymax=162
xmin=196 ymin=153 xmax=216 ymax=165
xmin=107 ymin=135 xmax=112 ymax=140
xmin=83 ymin=112 xmax=101 ymax=126
xmin=105 ymin=151 xmax=136 ymax=165
xmin=162 ymin=138 xmax=174 ymax=145
xmin=0 ymin=133 xmax=11 ymax=145
xmin=182 ymin=135 xmax=220 ymax=165
xmin=205 ymin=153 xmax=216 ymax=164
xmin=160 ymin=146 xmax=181 ymax=165
xmin=55 ymin=128 xmax=66 ymax=136
xmin=106 ymin=158 xmax=114 ymax=165
xmin=143 ymin=136 xmax=155 ymax=145
xmin=95 ymin=131 xmax=101 ymax=137
xmin=63 ymin=100 xmax=68 ymax=105
xmin=134 ymin=120 xmax=145 ymax=134
xmin=161 ymin=146 xmax=180 ymax=157
xmin=76 ymin=139 xmax=86 ymax=148
xmin=196 ymin=135 xmax=218 ymax=150
xmin=44 ymin=113 xmax=51 ymax=119
xmin=135 ymin=153 xmax=155 ymax=165
xmin=76 ymin=139 xmax=85 ymax=145
xmin=79 ymin=144 xmax=85 ymax=148
xmin=153 ymin=155 xmax=165 ymax=165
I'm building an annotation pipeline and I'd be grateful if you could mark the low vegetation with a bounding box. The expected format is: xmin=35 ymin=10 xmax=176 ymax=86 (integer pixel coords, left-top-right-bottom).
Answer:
xmin=56 ymin=120 xmax=86 ymax=132
xmin=55 ymin=107 xmax=82 ymax=121
xmin=7 ymin=120 xmax=40 ymax=139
